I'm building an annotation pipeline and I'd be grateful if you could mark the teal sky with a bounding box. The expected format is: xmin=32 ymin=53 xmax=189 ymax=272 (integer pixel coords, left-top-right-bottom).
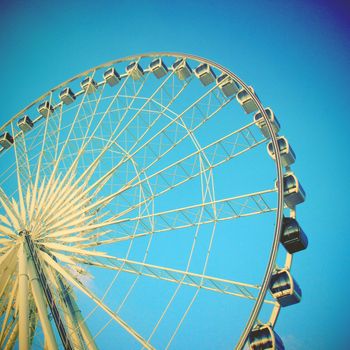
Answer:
xmin=0 ymin=0 xmax=349 ymax=349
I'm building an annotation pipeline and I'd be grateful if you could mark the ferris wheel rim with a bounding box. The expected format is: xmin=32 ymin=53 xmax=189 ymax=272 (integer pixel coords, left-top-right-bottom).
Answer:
xmin=0 ymin=52 xmax=287 ymax=349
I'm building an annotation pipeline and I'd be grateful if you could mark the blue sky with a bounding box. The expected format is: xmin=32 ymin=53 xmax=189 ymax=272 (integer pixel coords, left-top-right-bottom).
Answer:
xmin=0 ymin=0 xmax=349 ymax=349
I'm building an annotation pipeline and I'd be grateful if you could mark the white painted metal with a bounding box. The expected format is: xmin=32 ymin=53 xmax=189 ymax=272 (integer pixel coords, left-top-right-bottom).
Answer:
xmin=3 ymin=322 xmax=18 ymax=350
xmin=41 ymin=251 xmax=154 ymax=350
xmin=18 ymin=243 xmax=29 ymax=350
xmin=0 ymin=53 xmax=305 ymax=349
xmin=71 ymin=254 xmax=277 ymax=305
xmin=66 ymin=290 xmax=99 ymax=350
xmin=60 ymin=298 xmax=84 ymax=350
xmin=27 ymin=249 xmax=59 ymax=350
xmin=0 ymin=279 xmax=18 ymax=348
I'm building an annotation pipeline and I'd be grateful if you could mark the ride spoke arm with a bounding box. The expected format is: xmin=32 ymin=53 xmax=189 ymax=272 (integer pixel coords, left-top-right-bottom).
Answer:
xmin=0 ymin=279 xmax=18 ymax=346
xmin=0 ymin=189 xmax=21 ymax=232
xmin=53 ymin=72 xmax=140 ymax=193
xmin=35 ymin=123 xmax=266 ymax=244
xmin=68 ymin=254 xmax=276 ymax=305
xmin=58 ymin=76 xmax=190 ymax=209
xmin=44 ymin=188 xmax=275 ymax=246
xmin=91 ymin=87 xmax=231 ymax=197
xmin=76 ymin=122 xmax=267 ymax=228
xmin=49 ymin=71 xmax=99 ymax=181
xmin=0 ymin=248 xmax=18 ymax=300
xmin=59 ymin=76 xmax=226 ymax=215
xmin=44 ymin=217 xmax=129 ymax=240
xmin=40 ymin=250 xmax=155 ymax=350
xmin=2 ymin=319 xmax=18 ymax=350
xmin=98 ymin=189 xmax=276 ymax=245
xmin=107 ymin=120 xmax=265 ymax=211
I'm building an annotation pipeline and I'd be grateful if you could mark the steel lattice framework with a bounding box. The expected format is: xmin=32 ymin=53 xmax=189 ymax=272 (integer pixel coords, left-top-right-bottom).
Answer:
xmin=0 ymin=53 xmax=307 ymax=350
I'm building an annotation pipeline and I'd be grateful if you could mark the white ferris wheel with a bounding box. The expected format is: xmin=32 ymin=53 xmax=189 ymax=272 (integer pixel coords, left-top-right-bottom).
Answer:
xmin=0 ymin=53 xmax=308 ymax=350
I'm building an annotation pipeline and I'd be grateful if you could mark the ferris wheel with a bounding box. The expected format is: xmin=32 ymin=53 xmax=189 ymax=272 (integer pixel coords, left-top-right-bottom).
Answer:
xmin=0 ymin=53 xmax=308 ymax=350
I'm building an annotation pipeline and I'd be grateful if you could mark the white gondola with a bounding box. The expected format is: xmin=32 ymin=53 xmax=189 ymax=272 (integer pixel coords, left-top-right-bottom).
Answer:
xmin=0 ymin=132 xmax=14 ymax=149
xmin=38 ymin=101 xmax=54 ymax=117
xmin=267 ymin=136 xmax=296 ymax=167
xmin=103 ymin=67 xmax=121 ymax=86
xmin=216 ymin=73 xmax=240 ymax=97
xmin=270 ymin=269 xmax=302 ymax=307
xmin=81 ymin=77 xmax=97 ymax=94
xmin=248 ymin=325 xmax=285 ymax=350
xmin=194 ymin=63 xmax=216 ymax=86
xmin=281 ymin=172 xmax=306 ymax=208
xmin=236 ymin=86 xmax=258 ymax=114
xmin=281 ymin=217 xmax=308 ymax=254
xmin=254 ymin=107 xmax=280 ymax=138
xmin=172 ymin=58 xmax=192 ymax=80
xmin=149 ymin=58 xmax=168 ymax=78
xmin=17 ymin=115 xmax=34 ymax=132
xmin=126 ymin=61 xmax=144 ymax=80
xmin=59 ymin=88 xmax=76 ymax=105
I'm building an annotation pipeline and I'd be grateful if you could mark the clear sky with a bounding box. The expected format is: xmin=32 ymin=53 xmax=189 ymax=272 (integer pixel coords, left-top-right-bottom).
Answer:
xmin=0 ymin=0 xmax=349 ymax=349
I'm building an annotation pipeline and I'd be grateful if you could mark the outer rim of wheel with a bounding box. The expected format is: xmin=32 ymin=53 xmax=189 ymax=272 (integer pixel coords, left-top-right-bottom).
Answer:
xmin=0 ymin=52 xmax=285 ymax=349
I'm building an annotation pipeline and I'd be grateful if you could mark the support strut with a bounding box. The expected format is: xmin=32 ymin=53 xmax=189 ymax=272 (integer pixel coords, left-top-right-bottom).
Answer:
xmin=21 ymin=231 xmax=73 ymax=350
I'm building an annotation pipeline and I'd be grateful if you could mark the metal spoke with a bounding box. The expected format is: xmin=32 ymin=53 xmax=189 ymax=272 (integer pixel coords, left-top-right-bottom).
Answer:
xmin=74 ymin=79 xmax=233 ymax=205
xmin=75 ymin=189 xmax=276 ymax=247
xmin=63 ymin=254 xmax=276 ymax=305
xmin=40 ymin=250 xmax=155 ymax=350
xmin=44 ymin=122 xmax=267 ymax=244
xmin=0 ymin=53 xmax=299 ymax=349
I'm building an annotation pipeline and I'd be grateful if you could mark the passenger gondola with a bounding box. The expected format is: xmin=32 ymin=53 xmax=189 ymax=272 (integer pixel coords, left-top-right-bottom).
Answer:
xmin=270 ymin=269 xmax=302 ymax=307
xmin=267 ymin=136 xmax=296 ymax=167
xmin=81 ymin=77 xmax=97 ymax=94
xmin=172 ymin=58 xmax=192 ymax=80
xmin=0 ymin=132 xmax=14 ymax=149
xmin=194 ymin=63 xmax=216 ymax=86
xmin=236 ymin=86 xmax=258 ymax=114
xmin=59 ymin=88 xmax=76 ymax=105
xmin=38 ymin=101 xmax=54 ymax=117
xmin=281 ymin=217 xmax=308 ymax=254
xmin=126 ymin=61 xmax=144 ymax=80
xmin=248 ymin=324 xmax=285 ymax=349
xmin=216 ymin=73 xmax=240 ymax=97
xmin=149 ymin=58 xmax=168 ymax=78
xmin=17 ymin=115 xmax=34 ymax=132
xmin=281 ymin=172 xmax=306 ymax=208
xmin=104 ymin=67 xmax=121 ymax=86
xmin=254 ymin=108 xmax=280 ymax=138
